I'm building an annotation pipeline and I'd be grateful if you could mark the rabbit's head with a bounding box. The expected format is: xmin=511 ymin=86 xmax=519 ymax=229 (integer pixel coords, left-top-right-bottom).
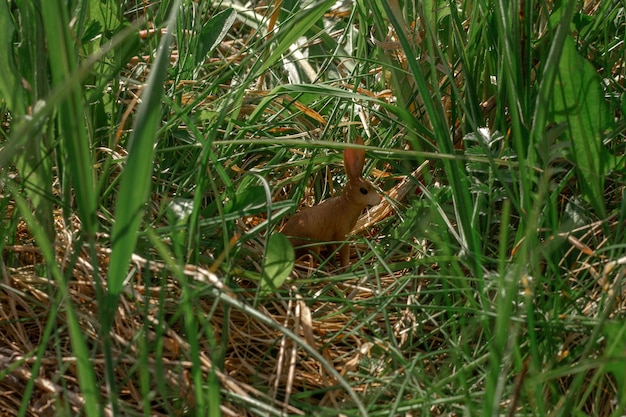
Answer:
xmin=342 ymin=137 xmax=382 ymax=208
xmin=343 ymin=176 xmax=381 ymax=208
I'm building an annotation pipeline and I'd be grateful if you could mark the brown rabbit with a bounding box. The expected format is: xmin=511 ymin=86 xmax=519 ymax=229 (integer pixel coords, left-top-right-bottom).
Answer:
xmin=281 ymin=137 xmax=382 ymax=267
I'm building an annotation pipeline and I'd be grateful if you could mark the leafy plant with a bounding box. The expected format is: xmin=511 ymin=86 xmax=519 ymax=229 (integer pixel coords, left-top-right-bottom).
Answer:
xmin=1 ymin=0 xmax=625 ymax=416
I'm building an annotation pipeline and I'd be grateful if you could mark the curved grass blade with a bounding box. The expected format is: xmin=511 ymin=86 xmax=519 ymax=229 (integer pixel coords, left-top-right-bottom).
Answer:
xmin=375 ymin=0 xmax=483 ymax=274
xmin=103 ymin=0 xmax=181 ymax=410
xmin=106 ymin=1 xmax=181 ymax=314
xmin=10 ymin=185 xmax=101 ymax=417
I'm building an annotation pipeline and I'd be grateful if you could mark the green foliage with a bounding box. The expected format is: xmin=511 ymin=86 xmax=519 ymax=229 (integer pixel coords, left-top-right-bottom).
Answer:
xmin=10 ymin=185 xmax=101 ymax=417
xmin=0 ymin=1 xmax=24 ymax=111
xmin=550 ymin=36 xmax=615 ymax=217
xmin=0 ymin=0 xmax=55 ymax=241
xmin=41 ymin=0 xmax=97 ymax=235
xmin=194 ymin=8 xmax=238 ymax=67
xmin=604 ymin=321 xmax=626 ymax=406
xmin=260 ymin=233 xmax=294 ymax=296
xmin=107 ymin=0 xmax=181 ymax=316
xmin=1 ymin=0 xmax=625 ymax=415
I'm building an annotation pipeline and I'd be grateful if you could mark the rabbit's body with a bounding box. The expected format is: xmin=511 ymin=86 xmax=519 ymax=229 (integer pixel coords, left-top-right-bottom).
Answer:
xmin=281 ymin=138 xmax=381 ymax=267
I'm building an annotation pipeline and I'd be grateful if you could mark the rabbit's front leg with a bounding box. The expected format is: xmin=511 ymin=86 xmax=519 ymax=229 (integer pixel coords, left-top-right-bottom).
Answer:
xmin=339 ymin=244 xmax=350 ymax=268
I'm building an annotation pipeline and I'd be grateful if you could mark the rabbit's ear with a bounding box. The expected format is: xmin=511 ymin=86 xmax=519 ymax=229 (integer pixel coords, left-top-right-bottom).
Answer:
xmin=344 ymin=137 xmax=366 ymax=180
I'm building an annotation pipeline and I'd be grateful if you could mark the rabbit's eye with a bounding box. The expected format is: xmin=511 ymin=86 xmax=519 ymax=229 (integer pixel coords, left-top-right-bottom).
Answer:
xmin=359 ymin=187 xmax=368 ymax=195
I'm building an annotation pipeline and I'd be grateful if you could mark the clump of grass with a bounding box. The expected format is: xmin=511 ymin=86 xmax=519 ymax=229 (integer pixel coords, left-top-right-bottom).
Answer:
xmin=1 ymin=0 xmax=625 ymax=416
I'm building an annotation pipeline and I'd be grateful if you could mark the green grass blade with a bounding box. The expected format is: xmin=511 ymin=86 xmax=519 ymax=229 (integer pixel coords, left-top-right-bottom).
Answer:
xmin=1 ymin=0 xmax=55 ymax=241
xmin=530 ymin=0 xmax=577 ymax=162
xmin=106 ymin=1 xmax=181 ymax=307
xmin=3 ymin=0 xmax=625 ymax=414
xmin=604 ymin=321 xmax=626 ymax=410
xmin=377 ymin=0 xmax=483 ymax=274
xmin=256 ymin=0 xmax=336 ymax=74
xmin=493 ymin=0 xmax=536 ymax=229
xmin=0 ymin=1 xmax=24 ymax=111
xmin=102 ymin=1 xmax=180 ymax=410
xmin=41 ymin=0 xmax=97 ymax=235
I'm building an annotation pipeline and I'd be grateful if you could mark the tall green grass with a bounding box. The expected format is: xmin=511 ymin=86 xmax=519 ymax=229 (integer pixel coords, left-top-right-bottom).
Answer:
xmin=1 ymin=0 xmax=625 ymax=415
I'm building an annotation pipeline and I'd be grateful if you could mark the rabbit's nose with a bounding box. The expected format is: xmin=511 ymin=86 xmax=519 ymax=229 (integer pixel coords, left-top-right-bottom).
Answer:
xmin=367 ymin=193 xmax=382 ymax=206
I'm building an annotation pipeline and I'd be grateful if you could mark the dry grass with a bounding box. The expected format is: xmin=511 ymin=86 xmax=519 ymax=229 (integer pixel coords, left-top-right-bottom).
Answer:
xmin=2 ymin=0 xmax=625 ymax=415
xmin=2 ymin=204 xmax=625 ymax=415
xmin=1 ymin=212 xmax=404 ymax=415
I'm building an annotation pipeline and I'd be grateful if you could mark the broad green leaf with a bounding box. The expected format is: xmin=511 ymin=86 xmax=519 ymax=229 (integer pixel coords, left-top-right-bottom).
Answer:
xmin=550 ymin=36 xmax=615 ymax=217
xmin=195 ymin=8 xmax=237 ymax=66
xmin=200 ymin=184 xmax=269 ymax=220
xmin=260 ymin=233 xmax=294 ymax=296
xmin=88 ymin=0 xmax=122 ymax=35
xmin=224 ymin=185 xmax=267 ymax=215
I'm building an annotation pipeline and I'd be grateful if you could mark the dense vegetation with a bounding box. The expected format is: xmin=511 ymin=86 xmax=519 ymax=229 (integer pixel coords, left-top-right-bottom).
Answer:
xmin=1 ymin=0 xmax=625 ymax=415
